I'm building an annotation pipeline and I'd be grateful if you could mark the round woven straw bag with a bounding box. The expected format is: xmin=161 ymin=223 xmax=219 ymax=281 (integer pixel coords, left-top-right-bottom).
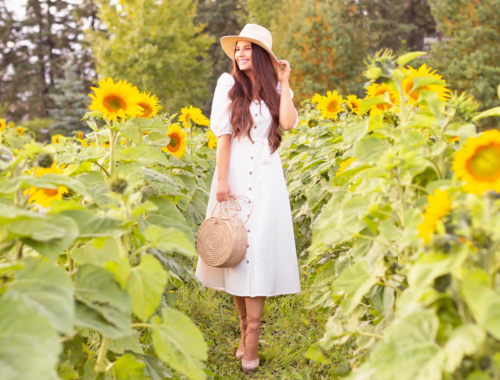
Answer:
xmin=197 ymin=195 xmax=253 ymax=268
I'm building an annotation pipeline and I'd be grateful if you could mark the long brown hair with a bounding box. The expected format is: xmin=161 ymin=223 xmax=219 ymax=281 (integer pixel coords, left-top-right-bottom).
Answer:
xmin=228 ymin=42 xmax=282 ymax=154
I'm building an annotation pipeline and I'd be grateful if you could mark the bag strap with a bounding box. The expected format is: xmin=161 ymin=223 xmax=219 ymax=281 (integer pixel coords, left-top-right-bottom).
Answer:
xmin=209 ymin=194 xmax=253 ymax=225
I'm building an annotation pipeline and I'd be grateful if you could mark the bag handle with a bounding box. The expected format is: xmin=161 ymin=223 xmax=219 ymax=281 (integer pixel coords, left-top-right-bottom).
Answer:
xmin=209 ymin=194 xmax=253 ymax=225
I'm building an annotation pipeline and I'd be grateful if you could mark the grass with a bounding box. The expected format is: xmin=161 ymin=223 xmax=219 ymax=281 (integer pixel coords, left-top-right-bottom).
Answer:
xmin=176 ymin=258 xmax=354 ymax=380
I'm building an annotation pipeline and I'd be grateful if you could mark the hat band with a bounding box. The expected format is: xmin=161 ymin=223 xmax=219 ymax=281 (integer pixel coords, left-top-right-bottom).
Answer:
xmin=237 ymin=33 xmax=271 ymax=49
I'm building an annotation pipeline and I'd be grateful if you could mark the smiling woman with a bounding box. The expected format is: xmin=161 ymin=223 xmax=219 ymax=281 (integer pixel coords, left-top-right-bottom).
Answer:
xmin=194 ymin=23 xmax=301 ymax=374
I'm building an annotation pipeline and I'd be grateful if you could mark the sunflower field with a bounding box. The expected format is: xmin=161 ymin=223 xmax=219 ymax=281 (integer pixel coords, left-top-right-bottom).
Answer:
xmin=0 ymin=78 xmax=217 ymax=380
xmin=1 ymin=48 xmax=500 ymax=380
xmin=280 ymin=50 xmax=500 ymax=379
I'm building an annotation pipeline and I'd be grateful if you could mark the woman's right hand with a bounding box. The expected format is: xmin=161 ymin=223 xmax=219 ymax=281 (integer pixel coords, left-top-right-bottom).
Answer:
xmin=216 ymin=179 xmax=232 ymax=203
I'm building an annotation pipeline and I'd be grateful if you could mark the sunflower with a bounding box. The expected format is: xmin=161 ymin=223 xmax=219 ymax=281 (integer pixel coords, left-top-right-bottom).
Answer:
xmin=137 ymin=91 xmax=162 ymax=118
xmin=103 ymin=141 xmax=110 ymax=148
xmin=307 ymin=118 xmax=319 ymax=128
xmin=365 ymin=83 xmax=400 ymax=116
xmin=346 ymin=95 xmax=363 ymax=115
xmin=401 ymin=64 xmax=450 ymax=104
xmin=316 ymin=91 xmax=344 ymax=120
xmin=77 ymin=131 xmax=84 ymax=139
xmin=336 ymin=158 xmax=356 ymax=176
xmin=8 ymin=121 xmax=15 ymax=128
xmin=51 ymin=134 xmax=64 ymax=144
xmin=179 ymin=105 xmax=210 ymax=127
xmin=207 ymin=130 xmax=218 ymax=149
xmin=16 ymin=127 xmax=24 ymax=136
xmin=452 ymin=129 xmax=500 ymax=194
xmin=88 ymin=77 xmax=143 ymax=123
xmin=447 ymin=136 xmax=459 ymax=144
xmin=23 ymin=162 xmax=69 ymax=208
xmin=79 ymin=139 xmax=89 ymax=147
xmin=0 ymin=118 xmax=6 ymax=131
xmin=162 ymin=123 xmax=187 ymax=159
xmin=311 ymin=93 xmax=323 ymax=104
xmin=418 ymin=189 xmax=451 ymax=243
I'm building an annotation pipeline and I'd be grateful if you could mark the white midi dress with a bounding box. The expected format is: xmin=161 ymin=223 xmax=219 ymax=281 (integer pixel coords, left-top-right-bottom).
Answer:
xmin=195 ymin=72 xmax=302 ymax=297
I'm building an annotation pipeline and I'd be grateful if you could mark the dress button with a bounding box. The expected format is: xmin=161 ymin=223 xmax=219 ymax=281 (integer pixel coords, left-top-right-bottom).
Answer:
xmin=255 ymin=114 xmax=258 ymax=117
xmin=247 ymin=244 xmax=249 ymax=248
xmin=249 ymin=171 xmax=252 ymax=174
xmin=248 ymin=200 xmax=251 ymax=203
xmin=247 ymin=260 xmax=249 ymax=264
xmin=254 ymin=126 xmax=257 ymax=129
xmin=250 ymin=156 xmax=253 ymax=159
xmin=247 ymin=229 xmax=250 ymax=232
xmin=249 ymin=187 xmax=252 ymax=190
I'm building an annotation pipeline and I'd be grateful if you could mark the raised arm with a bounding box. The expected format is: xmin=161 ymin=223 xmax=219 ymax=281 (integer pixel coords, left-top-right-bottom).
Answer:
xmin=277 ymin=60 xmax=299 ymax=131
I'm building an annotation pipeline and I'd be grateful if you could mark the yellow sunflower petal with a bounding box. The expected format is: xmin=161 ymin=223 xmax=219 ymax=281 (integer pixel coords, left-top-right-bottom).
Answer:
xmin=88 ymin=77 xmax=143 ymax=123
xmin=365 ymin=83 xmax=400 ymax=116
xmin=316 ymin=90 xmax=344 ymax=120
xmin=401 ymin=64 xmax=450 ymax=104
xmin=162 ymin=123 xmax=188 ymax=159
xmin=137 ymin=91 xmax=162 ymax=118
xmin=452 ymin=129 xmax=500 ymax=194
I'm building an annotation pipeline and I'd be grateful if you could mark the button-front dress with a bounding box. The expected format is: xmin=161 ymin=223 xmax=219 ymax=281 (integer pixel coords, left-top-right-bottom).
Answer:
xmin=195 ymin=72 xmax=302 ymax=297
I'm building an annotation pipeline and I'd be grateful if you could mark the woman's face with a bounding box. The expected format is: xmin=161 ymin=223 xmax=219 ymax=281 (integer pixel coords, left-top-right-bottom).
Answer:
xmin=235 ymin=41 xmax=252 ymax=71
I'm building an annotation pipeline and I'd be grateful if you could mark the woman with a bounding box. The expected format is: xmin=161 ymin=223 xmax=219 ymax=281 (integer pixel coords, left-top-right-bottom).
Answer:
xmin=195 ymin=24 xmax=301 ymax=373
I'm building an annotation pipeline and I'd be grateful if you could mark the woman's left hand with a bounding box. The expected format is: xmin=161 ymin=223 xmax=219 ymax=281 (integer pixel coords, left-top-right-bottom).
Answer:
xmin=277 ymin=60 xmax=291 ymax=83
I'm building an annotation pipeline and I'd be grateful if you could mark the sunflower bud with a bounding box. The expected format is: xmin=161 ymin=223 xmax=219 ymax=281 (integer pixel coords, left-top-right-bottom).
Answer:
xmin=433 ymin=274 xmax=451 ymax=293
xmin=37 ymin=153 xmax=54 ymax=168
xmin=110 ymin=177 xmax=128 ymax=195
xmin=479 ymin=355 xmax=492 ymax=371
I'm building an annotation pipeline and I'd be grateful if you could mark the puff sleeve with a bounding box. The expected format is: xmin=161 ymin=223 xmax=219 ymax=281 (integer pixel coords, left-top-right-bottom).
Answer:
xmin=210 ymin=73 xmax=235 ymax=138
xmin=276 ymin=81 xmax=299 ymax=130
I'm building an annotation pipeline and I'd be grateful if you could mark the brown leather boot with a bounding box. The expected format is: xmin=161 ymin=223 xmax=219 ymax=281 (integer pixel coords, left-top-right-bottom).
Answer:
xmin=236 ymin=315 xmax=247 ymax=359
xmin=241 ymin=315 xmax=260 ymax=373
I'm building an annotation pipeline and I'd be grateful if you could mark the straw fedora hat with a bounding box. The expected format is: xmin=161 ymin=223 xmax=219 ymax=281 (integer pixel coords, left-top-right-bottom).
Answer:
xmin=221 ymin=24 xmax=279 ymax=66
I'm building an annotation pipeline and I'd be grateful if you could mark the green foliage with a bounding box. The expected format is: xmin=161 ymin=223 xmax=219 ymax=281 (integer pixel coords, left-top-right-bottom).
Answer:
xmin=20 ymin=118 xmax=53 ymax=142
xmin=0 ymin=108 xmax=218 ymax=378
xmin=280 ymin=50 xmax=500 ymax=379
xmin=49 ymin=57 xmax=91 ymax=136
xmin=89 ymin=0 xmax=214 ymax=113
xmin=195 ymin=0 xmax=242 ymax=115
xmin=428 ymin=0 xmax=500 ymax=112
xmin=276 ymin=0 xmax=368 ymax=103
xmin=0 ymin=0 xmax=95 ymax=121
xmin=357 ymin=0 xmax=436 ymax=53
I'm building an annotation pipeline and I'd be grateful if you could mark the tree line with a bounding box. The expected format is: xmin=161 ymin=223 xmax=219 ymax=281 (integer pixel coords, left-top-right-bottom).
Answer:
xmin=0 ymin=0 xmax=499 ymax=135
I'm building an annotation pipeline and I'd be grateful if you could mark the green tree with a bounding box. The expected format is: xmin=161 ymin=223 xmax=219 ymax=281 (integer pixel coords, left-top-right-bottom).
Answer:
xmin=277 ymin=0 xmax=368 ymax=104
xmin=195 ymin=0 xmax=242 ymax=114
xmin=89 ymin=0 xmax=214 ymax=113
xmin=0 ymin=0 xmax=96 ymax=121
xmin=49 ymin=56 xmax=90 ymax=136
xmin=358 ymin=0 xmax=436 ymax=53
xmin=428 ymin=0 xmax=500 ymax=111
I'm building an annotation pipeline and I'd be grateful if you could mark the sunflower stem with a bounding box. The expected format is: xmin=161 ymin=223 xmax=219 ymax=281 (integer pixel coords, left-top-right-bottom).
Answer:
xmin=92 ymin=337 xmax=110 ymax=379
xmin=109 ymin=128 xmax=116 ymax=177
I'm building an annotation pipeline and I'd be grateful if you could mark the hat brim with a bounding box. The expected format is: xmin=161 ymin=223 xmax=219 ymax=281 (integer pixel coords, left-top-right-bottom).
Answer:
xmin=220 ymin=36 xmax=279 ymax=66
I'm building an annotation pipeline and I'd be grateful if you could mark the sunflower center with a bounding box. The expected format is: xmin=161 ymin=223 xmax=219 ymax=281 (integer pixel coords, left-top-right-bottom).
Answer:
xmin=138 ymin=102 xmax=153 ymax=118
xmin=467 ymin=145 xmax=500 ymax=181
xmin=327 ymin=100 xmax=338 ymax=113
xmin=42 ymin=188 xmax=60 ymax=197
xmin=103 ymin=95 xmax=127 ymax=112
xmin=168 ymin=134 xmax=180 ymax=152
